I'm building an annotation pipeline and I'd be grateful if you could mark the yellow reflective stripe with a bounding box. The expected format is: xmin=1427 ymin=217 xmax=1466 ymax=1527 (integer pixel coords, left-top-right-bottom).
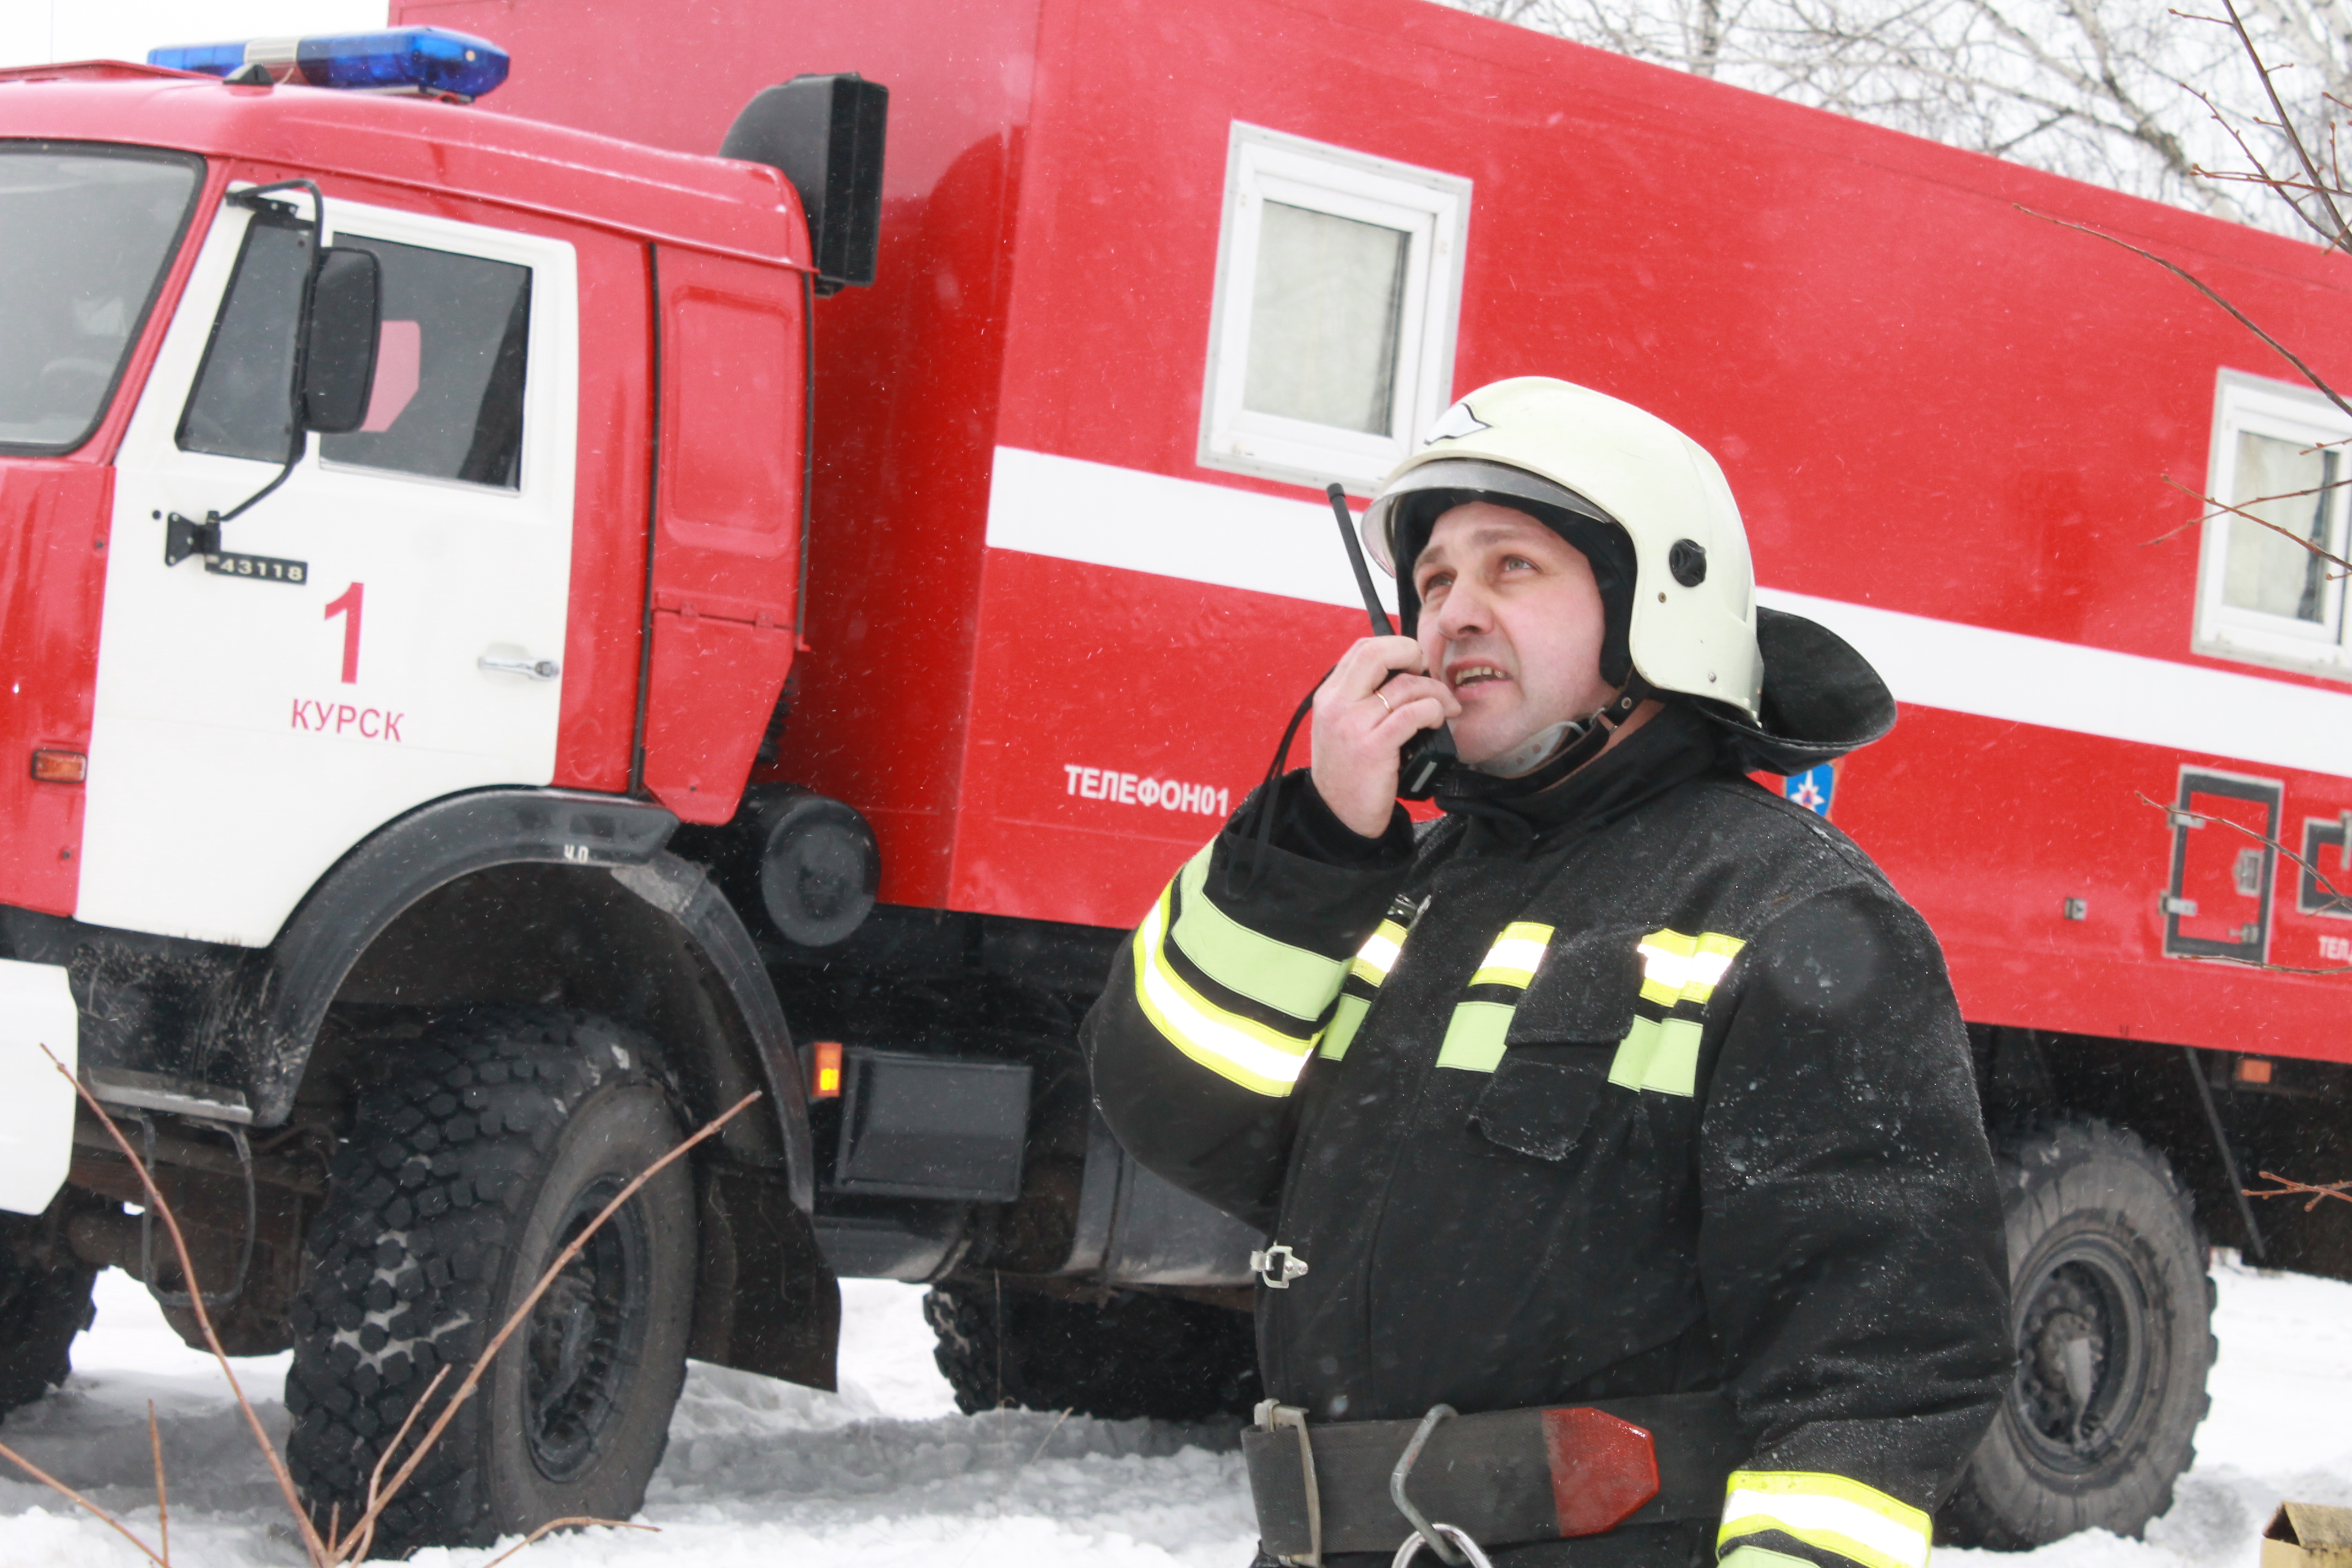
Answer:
xmin=1131 ymin=891 xmax=1314 ymax=1097
xmin=1686 ymin=931 xmax=1745 ymax=1004
xmin=1719 ymin=1471 xmax=1932 ymax=1568
xmin=1320 ymin=991 xmax=1371 ymax=1060
xmin=1718 ymin=1549 xmax=1816 ymax=1568
xmin=1469 ymin=920 xmax=1555 ymax=988
xmin=1643 ymin=1018 xmax=1703 ymax=1096
xmin=1171 ymin=846 xmax=1349 ymax=1020
xmin=1609 ymin=1015 xmax=1659 ymax=1089
xmin=1637 ymin=927 xmax=1745 ymax=1006
xmin=1637 ymin=928 xmax=1696 ymax=1005
xmin=1352 ymin=919 xmax=1408 ymax=985
xmin=1436 ymin=1000 xmax=1514 ymax=1072
xmin=1608 ymin=1015 xmax=1702 ymax=1096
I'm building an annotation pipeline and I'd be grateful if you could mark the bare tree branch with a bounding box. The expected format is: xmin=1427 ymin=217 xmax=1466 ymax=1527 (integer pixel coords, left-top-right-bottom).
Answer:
xmin=2214 ymin=0 xmax=2352 ymax=244
xmin=150 ymin=1401 xmax=168 ymax=1567
xmin=2016 ymin=204 xmax=2352 ymax=418
xmin=0 ymin=1438 xmax=168 ymax=1566
xmin=4 ymin=1049 xmax=758 ymax=1567
xmin=328 ymin=1088 xmax=762 ymax=1562
xmin=2247 ymin=1169 xmax=2352 ymax=1208
xmin=46 ymin=1049 xmax=330 ymax=1565
xmin=478 ymin=1517 xmax=661 ymax=1568
xmin=2142 ymin=474 xmax=2352 ymax=578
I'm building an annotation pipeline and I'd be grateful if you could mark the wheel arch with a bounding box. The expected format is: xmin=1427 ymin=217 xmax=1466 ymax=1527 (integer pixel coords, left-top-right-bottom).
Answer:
xmin=256 ymin=788 xmax=814 ymax=1210
xmin=1970 ymin=1023 xmax=2275 ymax=1268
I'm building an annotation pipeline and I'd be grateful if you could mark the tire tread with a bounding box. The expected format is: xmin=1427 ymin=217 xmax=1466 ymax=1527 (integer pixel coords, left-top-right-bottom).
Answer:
xmin=285 ymin=1007 xmax=672 ymax=1558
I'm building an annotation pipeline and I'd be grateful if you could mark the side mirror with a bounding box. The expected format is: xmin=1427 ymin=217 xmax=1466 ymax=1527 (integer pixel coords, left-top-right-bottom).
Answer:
xmin=721 ymin=73 xmax=889 ymax=295
xmin=300 ymin=247 xmax=382 ymax=433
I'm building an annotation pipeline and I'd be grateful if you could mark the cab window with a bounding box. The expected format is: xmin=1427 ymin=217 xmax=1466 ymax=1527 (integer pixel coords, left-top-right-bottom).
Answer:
xmin=320 ymin=234 xmax=531 ymax=489
xmin=177 ymin=213 xmax=312 ymax=464
xmin=0 ymin=145 xmax=203 ymax=455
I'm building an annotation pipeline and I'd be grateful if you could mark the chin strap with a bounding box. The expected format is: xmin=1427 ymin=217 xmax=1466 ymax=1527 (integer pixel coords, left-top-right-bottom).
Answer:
xmin=1439 ymin=680 xmax=1648 ymax=805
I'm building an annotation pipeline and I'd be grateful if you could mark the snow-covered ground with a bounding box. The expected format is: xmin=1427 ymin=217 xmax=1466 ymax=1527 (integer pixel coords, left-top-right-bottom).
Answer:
xmin=2 ymin=1257 xmax=2346 ymax=1567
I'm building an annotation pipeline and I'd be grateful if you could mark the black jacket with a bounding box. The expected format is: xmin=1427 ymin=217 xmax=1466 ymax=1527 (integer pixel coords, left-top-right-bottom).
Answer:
xmin=1084 ymin=614 xmax=2010 ymax=1568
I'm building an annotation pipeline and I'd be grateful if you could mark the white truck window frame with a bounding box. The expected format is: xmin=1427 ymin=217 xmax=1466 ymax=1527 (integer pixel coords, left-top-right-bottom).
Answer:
xmin=1199 ymin=123 xmax=1470 ymax=494
xmin=2195 ymin=368 xmax=2352 ymax=677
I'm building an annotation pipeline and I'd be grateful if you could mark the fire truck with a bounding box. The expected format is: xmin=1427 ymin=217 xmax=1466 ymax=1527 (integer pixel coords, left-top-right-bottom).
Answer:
xmin=5 ymin=0 xmax=2352 ymax=1553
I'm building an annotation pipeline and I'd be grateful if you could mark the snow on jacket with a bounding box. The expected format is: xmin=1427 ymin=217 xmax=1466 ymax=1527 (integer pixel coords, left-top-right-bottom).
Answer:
xmin=1083 ymin=617 xmax=2011 ymax=1568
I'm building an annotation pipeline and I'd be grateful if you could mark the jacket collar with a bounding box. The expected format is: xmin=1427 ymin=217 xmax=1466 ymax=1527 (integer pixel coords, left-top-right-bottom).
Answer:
xmin=1441 ymin=701 xmax=1725 ymax=851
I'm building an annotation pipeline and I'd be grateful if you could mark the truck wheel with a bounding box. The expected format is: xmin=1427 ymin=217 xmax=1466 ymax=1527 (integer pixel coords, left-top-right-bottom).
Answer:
xmin=924 ymin=1277 xmax=1259 ymax=1422
xmin=0 ymin=1228 xmax=97 ymax=1417
xmin=285 ymin=1009 xmax=695 ymax=1558
xmin=1941 ymin=1121 xmax=2213 ymax=1548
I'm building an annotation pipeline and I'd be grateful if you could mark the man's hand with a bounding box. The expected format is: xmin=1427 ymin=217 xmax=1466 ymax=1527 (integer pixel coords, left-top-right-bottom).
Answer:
xmin=1309 ymin=635 xmax=1460 ymax=838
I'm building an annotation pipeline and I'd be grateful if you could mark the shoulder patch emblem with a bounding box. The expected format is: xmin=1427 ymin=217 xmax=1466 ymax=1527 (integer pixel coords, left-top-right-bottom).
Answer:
xmin=1783 ymin=762 xmax=1837 ymax=818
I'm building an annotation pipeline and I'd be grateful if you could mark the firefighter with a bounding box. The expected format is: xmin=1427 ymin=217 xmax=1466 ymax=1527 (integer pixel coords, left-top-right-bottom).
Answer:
xmin=1083 ymin=377 xmax=2011 ymax=1568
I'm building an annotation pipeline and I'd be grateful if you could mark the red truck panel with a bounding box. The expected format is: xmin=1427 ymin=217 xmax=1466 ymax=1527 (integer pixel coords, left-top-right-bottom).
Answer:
xmin=0 ymin=73 xmax=812 ymax=269
xmin=642 ymin=247 xmax=805 ymax=823
xmin=402 ymin=0 xmax=1035 ymax=899
xmin=550 ymin=222 xmax=656 ymax=796
xmin=412 ymin=0 xmax=2352 ymax=1063
xmin=0 ymin=466 xmax=112 ymax=916
xmin=0 ymin=146 xmax=226 ymax=917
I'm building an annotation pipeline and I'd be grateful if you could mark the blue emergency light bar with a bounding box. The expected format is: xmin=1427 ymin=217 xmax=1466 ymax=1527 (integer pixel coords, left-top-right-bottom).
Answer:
xmin=148 ymin=26 xmax=509 ymax=100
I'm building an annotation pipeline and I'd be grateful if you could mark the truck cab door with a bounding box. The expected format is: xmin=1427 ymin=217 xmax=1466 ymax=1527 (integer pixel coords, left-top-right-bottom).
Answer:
xmin=82 ymin=190 xmax=579 ymax=946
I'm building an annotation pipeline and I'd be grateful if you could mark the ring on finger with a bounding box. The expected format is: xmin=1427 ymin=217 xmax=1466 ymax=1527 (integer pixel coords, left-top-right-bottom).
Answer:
xmin=1374 ymin=690 xmax=1394 ymax=716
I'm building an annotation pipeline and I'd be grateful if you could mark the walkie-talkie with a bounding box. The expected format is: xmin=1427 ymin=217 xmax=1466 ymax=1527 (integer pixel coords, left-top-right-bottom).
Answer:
xmin=1326 ymin=484 xmax=1457 ymax=800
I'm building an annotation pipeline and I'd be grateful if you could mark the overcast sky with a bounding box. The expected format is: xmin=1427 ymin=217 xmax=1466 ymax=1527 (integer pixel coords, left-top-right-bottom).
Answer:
xmin=0 ymin=1 xmax=389 ymax=72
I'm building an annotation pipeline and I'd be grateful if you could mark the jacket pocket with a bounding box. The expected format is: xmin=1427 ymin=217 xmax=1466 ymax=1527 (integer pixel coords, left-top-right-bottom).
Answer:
xmin=1467 ymin=1050 xmax=1613 ymax=1162
xmin=1501 ymin=927 xmax=1644 ymax=1047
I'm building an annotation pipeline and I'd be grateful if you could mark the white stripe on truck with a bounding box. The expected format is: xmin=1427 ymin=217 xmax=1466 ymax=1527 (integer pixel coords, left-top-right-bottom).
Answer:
xmin=987 ymin=444 xmax=2352 ymax=781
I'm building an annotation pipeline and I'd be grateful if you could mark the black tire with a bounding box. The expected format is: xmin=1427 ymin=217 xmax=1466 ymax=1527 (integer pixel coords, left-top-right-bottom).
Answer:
xmin=1941 ymin=1121 xmax=2213 ymax=1548
xmin=0 ymin=1222 xmax=97 ymax=1417
xmin=285 ymin=1009 xmax=696 ymax=1558
xmin=924 ymin=1277 xmax=1260 ymax=1422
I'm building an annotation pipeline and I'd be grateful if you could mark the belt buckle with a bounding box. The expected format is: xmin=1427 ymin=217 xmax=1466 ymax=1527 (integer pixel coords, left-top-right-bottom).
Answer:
xmin=1392 ymin=1523 xmax=1495 ymax=1568
xmin=1389 ymin=1404 xmax=1494 ymax=1568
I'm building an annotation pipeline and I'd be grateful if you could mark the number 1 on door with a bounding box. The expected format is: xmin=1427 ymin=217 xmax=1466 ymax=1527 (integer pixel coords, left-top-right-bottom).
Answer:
xmin=325 ymin=582 xmax=364 ymax=685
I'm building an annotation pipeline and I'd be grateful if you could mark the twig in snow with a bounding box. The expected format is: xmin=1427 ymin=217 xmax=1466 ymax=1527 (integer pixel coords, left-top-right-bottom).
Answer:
xmin=478 ymin=1516 xmax=660 ymax=1568
xmin=151 ymin=1400 xmax=168 ymax=1566
xmin=342 ymin=1364 xmax=450 ymax=1564
xmin=326 ymin=1087 xmax=762 ymax=1562
xmin=8 ymin=1045 xmax=755 ymax=1566
xmin=43 ymin=1047 xmax=330 ymax=1565
xmin=0 ymin=1436 xmax=168 ymax=1566
xmin=1026 ymin=1407 xmax=1075 ymax=1467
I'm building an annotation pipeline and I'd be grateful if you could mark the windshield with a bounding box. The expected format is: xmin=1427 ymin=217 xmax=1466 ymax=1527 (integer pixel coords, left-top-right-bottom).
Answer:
xmin=0 ymin=144 xmax=204 ymax=454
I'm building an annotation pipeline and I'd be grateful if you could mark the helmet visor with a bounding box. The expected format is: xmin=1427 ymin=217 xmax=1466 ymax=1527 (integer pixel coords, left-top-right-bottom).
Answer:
xmin=1362 ymin=458 xmax=1616 ymax=573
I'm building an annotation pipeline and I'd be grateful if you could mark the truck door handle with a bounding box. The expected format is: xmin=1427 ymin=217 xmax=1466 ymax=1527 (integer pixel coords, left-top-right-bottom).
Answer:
xmin=478 ymin=652 xmax=560 ymax=680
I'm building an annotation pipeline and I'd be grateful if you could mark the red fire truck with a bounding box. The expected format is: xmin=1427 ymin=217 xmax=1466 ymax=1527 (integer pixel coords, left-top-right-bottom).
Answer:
xmin=4 ymin=0 xmax=2350 ymax=1554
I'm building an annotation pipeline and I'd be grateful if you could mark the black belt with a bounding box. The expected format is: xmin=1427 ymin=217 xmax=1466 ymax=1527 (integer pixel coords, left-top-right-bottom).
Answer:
xmin=1242 ymin=1393 xmax=1747 ymax=1563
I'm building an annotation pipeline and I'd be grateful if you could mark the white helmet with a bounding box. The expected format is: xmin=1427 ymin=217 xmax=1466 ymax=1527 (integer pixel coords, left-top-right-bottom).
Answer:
xmin=1362 ymin=377 xmax=1764 ymax=723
